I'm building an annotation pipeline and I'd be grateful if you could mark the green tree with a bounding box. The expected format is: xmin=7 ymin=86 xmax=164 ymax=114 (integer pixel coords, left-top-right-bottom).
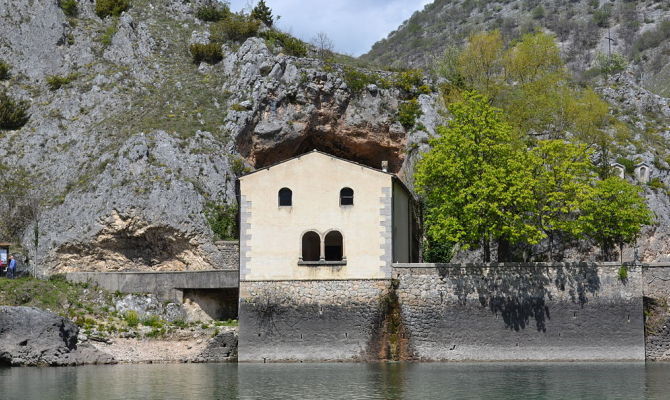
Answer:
xmin=415 ymin=92 xmax=541 ymax=262
xmin=580 ymin=177 xmax=653 ymax=261
xmin=529 ymin=140 xmax=596 ymax=260
xmin=251 ymin=0 xmax=273 ymax=27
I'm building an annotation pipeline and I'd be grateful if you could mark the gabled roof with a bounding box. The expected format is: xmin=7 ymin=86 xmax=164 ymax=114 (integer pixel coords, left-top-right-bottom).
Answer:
xmin=238 ymin=149 xmax=394 ymax=179
xmin=237 ymin=149 xmax=416 ymax=199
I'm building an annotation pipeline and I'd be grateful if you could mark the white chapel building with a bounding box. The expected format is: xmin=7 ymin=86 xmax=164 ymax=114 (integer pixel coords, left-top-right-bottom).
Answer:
xmin=237 ymin=150 xmax=419 ymax=281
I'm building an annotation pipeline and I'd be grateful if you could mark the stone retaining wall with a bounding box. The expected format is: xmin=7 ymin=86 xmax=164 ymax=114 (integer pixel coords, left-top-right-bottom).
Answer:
xmin=215 ymin=241 xmax=240 ymax=270
xmin=393 ymin=263 xmax=645 ymax=361
xmin=642 ymin=264 xmax=670 ymax=360
xmin=238 ymin=280 xmax=391 ymax=362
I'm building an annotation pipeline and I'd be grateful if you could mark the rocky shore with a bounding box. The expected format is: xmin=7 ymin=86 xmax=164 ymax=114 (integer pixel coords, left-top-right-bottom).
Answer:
xmin=0 ymin=306 xmax=238 ymax=367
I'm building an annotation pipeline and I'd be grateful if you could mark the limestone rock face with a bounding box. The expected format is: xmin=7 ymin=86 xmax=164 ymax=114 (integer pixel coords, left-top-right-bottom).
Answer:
xmin=0 ymin=0 xmax=443 ymax=274
xmin=0 ymin=306 xmax=115 ymax=366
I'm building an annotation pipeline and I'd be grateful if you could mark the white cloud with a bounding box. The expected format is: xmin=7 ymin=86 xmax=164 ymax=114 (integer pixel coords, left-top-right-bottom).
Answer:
xmin=228 ymin=0 xmax=431 ymax=56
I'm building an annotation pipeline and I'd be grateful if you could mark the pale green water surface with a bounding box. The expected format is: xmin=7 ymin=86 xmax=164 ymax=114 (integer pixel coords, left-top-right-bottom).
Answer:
xmin=2 ymin=362 xmax=669 ymax=399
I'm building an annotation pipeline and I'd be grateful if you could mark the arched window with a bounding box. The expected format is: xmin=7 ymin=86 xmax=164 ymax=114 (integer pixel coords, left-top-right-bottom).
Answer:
xmin=278 ymin=188 xmax=292 ymax=206
xmin=324 ymin=231 xmax=343 ymax=261
xmin=301 ymin=231 xmax=321 ymax=261
xmin=340 ymin=187 xmax=354 ymax=206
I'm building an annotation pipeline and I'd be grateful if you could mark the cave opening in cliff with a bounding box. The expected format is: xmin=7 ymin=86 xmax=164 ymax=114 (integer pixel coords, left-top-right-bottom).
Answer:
xmin=238 ymin=131 xmax=405 ymax=173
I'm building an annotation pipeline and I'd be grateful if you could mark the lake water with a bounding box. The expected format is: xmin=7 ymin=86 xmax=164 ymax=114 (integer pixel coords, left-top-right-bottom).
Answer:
xmin=2 ymin=362 xmax=670 ymax=399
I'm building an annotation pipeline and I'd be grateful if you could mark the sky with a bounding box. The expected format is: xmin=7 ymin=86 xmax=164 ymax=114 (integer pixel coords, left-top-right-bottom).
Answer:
xmin=228 ymin=0 xmax=432 ymax=56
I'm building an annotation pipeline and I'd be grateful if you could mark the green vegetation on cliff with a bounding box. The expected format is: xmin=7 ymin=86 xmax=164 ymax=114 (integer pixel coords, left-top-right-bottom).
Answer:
xmin=416 ymin=92 xmax=652 ymax=262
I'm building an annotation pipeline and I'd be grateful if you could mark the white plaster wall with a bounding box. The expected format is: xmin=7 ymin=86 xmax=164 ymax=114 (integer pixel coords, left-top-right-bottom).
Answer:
xmin=239 ymin=152 xmax=392 ymax=281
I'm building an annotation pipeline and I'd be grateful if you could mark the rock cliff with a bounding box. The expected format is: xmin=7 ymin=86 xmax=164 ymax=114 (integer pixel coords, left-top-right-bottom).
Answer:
xmin=0 ymin=0 xmax=441 ymax=274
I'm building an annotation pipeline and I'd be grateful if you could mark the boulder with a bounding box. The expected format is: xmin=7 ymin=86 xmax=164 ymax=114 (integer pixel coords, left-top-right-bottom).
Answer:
xmin=197 ymin=330 xmax=238 ymax=362
xmin=0 ymin=306 xmax=115 ymax=366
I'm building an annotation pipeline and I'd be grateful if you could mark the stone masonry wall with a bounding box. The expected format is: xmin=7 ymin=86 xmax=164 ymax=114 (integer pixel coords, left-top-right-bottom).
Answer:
xmin=238 ymin=280 xmax=391 ymax=362
xmin=393 ymin=263 xmax=645 ymax=361
xmin=642 ymin=264 xmax=670 ymax=360
xmin=214 ymin=241 xmax=239 ymax=270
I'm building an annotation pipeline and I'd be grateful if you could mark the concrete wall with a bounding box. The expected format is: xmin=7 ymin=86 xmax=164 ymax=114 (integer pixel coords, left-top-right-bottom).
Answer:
xmin=239 ymin=151 xmax=393 ymax=281
xmin=65 ymin=270 xmax=239 ymax=303
xmin=238 ymin=280 xmax=390 ymax=362
xmin=393 ymin=263 xmax=645 ymax=361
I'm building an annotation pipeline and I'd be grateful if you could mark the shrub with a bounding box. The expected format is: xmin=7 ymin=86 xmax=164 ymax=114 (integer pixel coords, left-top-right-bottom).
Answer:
xmin=189 ymin=43 xmax=223 ymax=64
xmin=343 ymin=67 xmax=379 ymax=93
xmin=648 ymin=177 xmax=666 ymax=191
xmin=593 ymin=7 xmax=611 ymax=28
xmin=618 ymin=266 xmax=628 ymax=282
xmin=95 ymin=0 xmax=129 ymax=19
xmin=196 ymin=5 xmax=230 ymax=22
xmin=206 ymin=202 xmax=238 ymax=240
xmin=59 ymin=0 xmax=78 ymax=17
xmin=616 ymin=157 xmax=636 ymax=175
xmin=596 ymin=52 xmax=627 ymax=76
xmin=0 ymin=92 xmax=30 ymax=130
xmin=397 ymin=99 xmax=423 ymax=130
xmin=393 ymin=69 xmax=424 ymax=93
xmin=0 ymin=60 xmax=9 ymax=80
xmin=210 ymin=14 xmax=260 ymax=43
xmin=46 ymin=73 xmax=78 ymax=91
xmin=124 ymin=310 xmax=139 ymax=327
xmin=261 ymin=30 xmax=307 ymax=57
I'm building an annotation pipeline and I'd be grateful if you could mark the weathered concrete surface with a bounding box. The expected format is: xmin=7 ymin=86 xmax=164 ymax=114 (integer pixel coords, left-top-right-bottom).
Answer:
xmin=393 ymin=263 xmax=645 ymax=361
xmin=238 ymin=280 xmax=390 ymax=362
xmin=65 ymin=270 xmax=239 ymax=302
xmin=0 ymin=306 xmax=115 ymax=366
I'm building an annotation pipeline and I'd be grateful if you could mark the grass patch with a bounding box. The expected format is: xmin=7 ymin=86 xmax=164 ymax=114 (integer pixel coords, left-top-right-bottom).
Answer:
xmin=46 ymin=73 xmax=79 ymax=91
xmin=123 ymin=310 xmax=139 ymax=327
xmin=0 ymin=60 xmax=10 ymax=80
xmin=99 ymin=18 xmax=119 ymax=47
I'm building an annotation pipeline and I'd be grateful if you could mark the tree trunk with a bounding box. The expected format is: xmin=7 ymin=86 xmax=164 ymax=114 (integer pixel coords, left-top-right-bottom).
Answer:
xmin=483 ymin=238 xmax=491 ymax=263
xmin=497 ymin=238 xmax=512 ymax=262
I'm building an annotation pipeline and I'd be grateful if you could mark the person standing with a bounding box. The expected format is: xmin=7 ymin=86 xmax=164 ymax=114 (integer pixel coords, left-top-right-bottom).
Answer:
xmin=7 ymin=255 xmax=16 ymax=279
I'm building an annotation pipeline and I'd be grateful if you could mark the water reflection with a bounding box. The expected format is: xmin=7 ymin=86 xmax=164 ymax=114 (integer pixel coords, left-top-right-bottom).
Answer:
xmin=1 ymin=362 xmax=668 ymax=400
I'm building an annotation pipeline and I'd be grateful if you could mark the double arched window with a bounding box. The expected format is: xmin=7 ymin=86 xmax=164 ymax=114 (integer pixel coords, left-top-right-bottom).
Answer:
xmin=278 ymin=188 xmax=292 ymax=206
xmin=300 ymin=230 xmax=345 ymax=264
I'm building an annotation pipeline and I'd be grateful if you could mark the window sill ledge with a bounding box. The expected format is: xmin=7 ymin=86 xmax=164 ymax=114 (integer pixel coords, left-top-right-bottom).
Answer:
xmin=298 ymin=259 xmax=347 ymax=266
